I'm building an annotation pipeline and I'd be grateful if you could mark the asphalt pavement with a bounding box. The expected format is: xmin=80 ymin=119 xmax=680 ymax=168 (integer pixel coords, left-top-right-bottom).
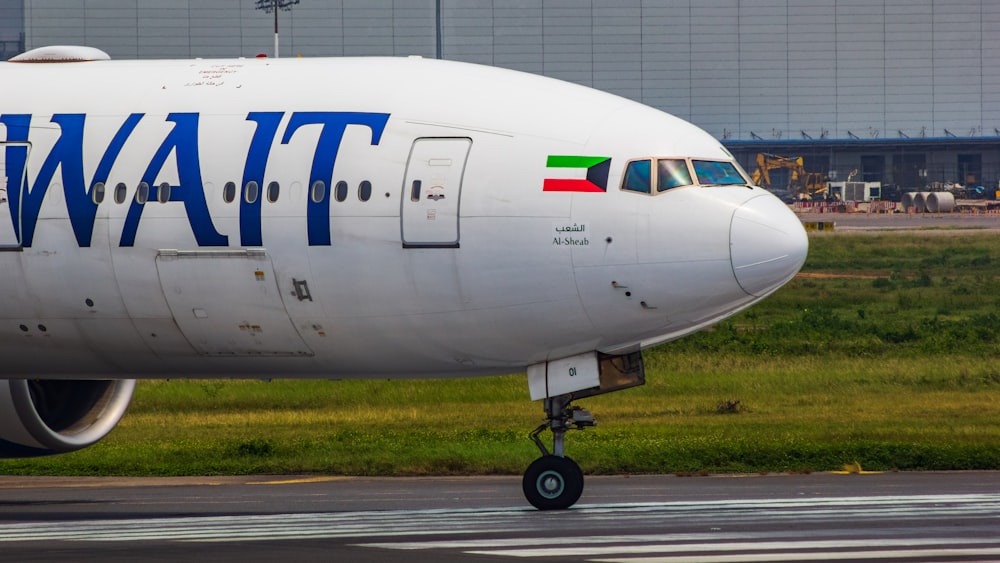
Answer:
xmin=1 ymin=472 xmax=998 ymax=562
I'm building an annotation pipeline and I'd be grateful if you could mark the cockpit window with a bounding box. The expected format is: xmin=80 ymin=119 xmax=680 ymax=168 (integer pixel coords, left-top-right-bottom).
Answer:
xmin=622 ymin=159 xmax=652 ymax=193
xmin=621 ymin=157 xmax=748 ymax=195
xmin=656 ymin=159 xmax=692 ymax=191
xmin=692 ymin=160 xmax=746 ymax=186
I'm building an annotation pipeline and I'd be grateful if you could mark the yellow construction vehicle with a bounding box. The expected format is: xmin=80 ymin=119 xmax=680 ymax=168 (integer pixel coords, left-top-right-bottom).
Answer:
xmin=751 ymin=153 xmax=829 ymax=200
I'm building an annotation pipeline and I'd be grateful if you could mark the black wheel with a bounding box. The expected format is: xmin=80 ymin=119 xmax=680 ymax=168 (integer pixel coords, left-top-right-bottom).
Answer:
xmin=522 ymin=455 xmax=584 ymax=510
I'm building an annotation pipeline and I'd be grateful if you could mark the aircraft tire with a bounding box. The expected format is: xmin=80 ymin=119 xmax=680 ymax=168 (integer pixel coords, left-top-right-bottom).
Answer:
xmin=522 ymin=455 xmax=584 ymax=510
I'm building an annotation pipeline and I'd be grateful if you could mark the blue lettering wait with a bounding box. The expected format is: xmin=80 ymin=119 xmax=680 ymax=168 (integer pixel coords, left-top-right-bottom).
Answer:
xmin=0 ymin=111 xmax=390 ymax=247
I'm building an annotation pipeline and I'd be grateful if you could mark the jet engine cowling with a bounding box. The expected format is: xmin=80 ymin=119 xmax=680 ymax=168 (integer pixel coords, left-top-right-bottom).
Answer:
xmin=0 ymin=379 xmax=135 ymax=457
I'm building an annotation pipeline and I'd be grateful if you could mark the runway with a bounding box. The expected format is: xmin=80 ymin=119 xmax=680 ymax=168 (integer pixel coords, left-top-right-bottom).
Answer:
xmin=797 ymin=211 xmax=1000 ymax=231
xmin=1 ymin=472 xmax=998 ymax=562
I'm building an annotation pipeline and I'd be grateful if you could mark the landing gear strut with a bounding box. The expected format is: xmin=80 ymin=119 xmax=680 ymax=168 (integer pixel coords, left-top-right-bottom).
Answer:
xmin=522 ymin=351 xmax=646 ymax=510
xmin=522 ymin=394 xmax=595 ymax=510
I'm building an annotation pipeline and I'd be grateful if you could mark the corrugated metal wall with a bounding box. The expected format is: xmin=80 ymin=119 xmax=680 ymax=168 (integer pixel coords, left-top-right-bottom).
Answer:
xmin=19 ymin=0 xmax=1000 ymax=142
xmin=23 ymin=1 xmax=438 ymax=59
xmin=0 ymin=1 xmax=24 ymax=60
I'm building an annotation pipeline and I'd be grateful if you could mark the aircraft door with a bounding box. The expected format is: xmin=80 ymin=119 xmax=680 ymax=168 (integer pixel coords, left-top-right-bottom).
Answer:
xmin=0 ymin=142 xmax=28 ymax=248
xmin=401 ymin=137 xmax=471 ymax=248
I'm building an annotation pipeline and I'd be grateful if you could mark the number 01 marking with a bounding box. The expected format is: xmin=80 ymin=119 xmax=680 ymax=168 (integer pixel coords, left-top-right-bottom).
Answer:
xmin=568 ymin=367 xmax=577 ymax=377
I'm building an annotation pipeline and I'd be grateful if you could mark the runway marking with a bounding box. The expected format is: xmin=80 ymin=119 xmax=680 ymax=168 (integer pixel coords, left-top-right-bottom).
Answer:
xmin=591 ymin=548 xmax=1000 ymax=563
xmin=462 ymin=538 xmax=1000 ymax=558
xmin=0 ymin=493 xmax=997 ymax=561
xmin=0 ymin=494 xmax=998 ymax=543
xmin=359 ymin=534 xmax=770 ymax=550
xmin=249 ymin=477 xmax=349 ymax=485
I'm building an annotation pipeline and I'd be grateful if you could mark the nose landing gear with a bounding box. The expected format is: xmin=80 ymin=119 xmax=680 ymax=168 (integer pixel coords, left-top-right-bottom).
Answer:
xmin=522 ymin=395 xmax=595 ymax=510
xmin=522 ymin=350 xmax=645 ymax=510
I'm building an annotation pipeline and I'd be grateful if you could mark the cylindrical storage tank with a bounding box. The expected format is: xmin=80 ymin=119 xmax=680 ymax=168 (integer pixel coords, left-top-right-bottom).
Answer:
xmin=926 ymin=191 xmax=956 ymax=213
xmin=901 ymin=192 xmax=917 ymax=212
xmin=913 ymin=192 xmax=931 ymax=213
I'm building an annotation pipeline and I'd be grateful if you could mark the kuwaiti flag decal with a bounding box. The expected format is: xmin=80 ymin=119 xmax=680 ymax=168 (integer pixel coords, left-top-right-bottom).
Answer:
xmin=543 ymin=155 xmax=612 ymax=192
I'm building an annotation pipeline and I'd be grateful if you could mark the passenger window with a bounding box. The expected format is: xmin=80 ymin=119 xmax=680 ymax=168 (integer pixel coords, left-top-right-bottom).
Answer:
xmin=311 ymin=180 xmax=326 ymax=203
xmin=656 ymin=159 xmax=692 ymax=191
xmin=267 ymin=181 xmax=280 ymax=203
xmin=91 ymin=182 xmax=105 ymax=204
xmin=135 ymin=182 xmax=149 ymax=204
xmin=158 ymin=182 xmax=171 ymax=203
xmin=358 ymin=180 xmax=372 ymax=202
xmin=622 ymin=160 xmax=652 ymax=193
xmin=692 ymin=160 xmax=746 ymax=186
xmin=114 ymin=182 xmax=127 ymax=204
xmin=244 ymin=181 xmax=259 ymax=204
xmin=223 ymin=181 xmax=237 ymax=203
xmin=335 ymin=181 xmax=348 ymax=202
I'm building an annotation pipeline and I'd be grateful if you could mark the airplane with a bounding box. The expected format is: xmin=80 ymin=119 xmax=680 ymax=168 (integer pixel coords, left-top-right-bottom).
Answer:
xmin=0 ymin=45 xmax=808 ymax=510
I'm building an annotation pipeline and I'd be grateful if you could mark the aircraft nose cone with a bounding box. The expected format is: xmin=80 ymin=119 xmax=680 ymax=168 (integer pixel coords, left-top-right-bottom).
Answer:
xmin=730 ymin=194 xmax=808 ymax=297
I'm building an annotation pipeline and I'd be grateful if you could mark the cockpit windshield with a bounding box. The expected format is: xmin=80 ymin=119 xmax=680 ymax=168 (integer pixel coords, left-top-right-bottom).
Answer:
xmin=657 ymin=159 xmax=692 ymax=191
xmin=622 ymin=159 xmax=652 ymax=193
xmin=621 ymin=157 xmax=748 ymax=195
xmin=692 ymin=160 xmax=746 ymax=186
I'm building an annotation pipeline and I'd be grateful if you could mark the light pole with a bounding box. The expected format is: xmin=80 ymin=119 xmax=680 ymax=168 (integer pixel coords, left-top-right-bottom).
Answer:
xmin=255 ymin=0 xmax=300 ymax=58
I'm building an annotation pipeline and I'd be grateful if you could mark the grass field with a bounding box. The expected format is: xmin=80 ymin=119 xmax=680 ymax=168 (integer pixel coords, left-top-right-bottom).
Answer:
xmin=3 ymin=231 xmax=1000 ymax=476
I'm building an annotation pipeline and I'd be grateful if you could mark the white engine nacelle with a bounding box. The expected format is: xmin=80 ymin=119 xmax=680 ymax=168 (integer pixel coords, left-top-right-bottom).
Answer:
xmin=0 ymin=379 xmax=135 ymax=457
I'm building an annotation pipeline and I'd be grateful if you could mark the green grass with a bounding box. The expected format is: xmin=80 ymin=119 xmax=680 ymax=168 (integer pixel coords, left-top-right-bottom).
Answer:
xmin=3 ymin=232 xmax=1000 ymax=476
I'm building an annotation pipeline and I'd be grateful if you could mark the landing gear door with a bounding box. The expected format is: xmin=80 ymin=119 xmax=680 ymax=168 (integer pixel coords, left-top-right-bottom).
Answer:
xmin=527 ymin=351 xmax=645 ymax=401
xmin=528 ymin=352 xmax=601 ymax=400
xmin=401 ymin=137 xmax=471 ymax=248
xmin=0 ymin=142 xmax=28 ymax=248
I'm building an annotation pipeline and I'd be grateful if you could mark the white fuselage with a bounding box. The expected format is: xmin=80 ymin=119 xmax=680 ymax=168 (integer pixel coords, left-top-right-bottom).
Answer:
xmin=0 ymin=55 xmax=806 ymax=380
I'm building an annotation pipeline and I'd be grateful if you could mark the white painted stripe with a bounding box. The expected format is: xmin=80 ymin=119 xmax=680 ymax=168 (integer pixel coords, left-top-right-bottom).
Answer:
xmin=578 ymin=505 xmax=1000 ymax=522
xmin=574 ymin=493 xmax=1000 ymax=511
xmin=357 ymin=526 xmax=1000 ymax=552
xmin=357 ymin=534 xmax=762 ymax=550
xmin=0 ymin=509 xmax=547 ymax=540
xmin=0 ymin=493 xmax=995 ymax=545
xmin=591 ymin=548 xmax=1000 ymax=563
xmin=465 ymin=538 xmax=1000 ymax=558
